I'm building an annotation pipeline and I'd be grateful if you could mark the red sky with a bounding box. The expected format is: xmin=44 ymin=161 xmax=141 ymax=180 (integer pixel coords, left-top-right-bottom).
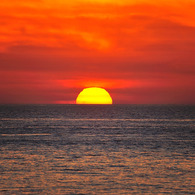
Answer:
xmin=0 ymin=0 xmax=195 ymax=104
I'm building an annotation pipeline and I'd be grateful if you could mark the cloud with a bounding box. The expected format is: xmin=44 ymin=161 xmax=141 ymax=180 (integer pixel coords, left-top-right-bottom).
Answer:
xmin=0 ymin=0 xmax=194 ymax=103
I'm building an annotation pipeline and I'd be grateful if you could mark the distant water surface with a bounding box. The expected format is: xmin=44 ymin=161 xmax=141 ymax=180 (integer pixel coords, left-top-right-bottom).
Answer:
xmin=0 ymin=105 xmax=194 ymax=194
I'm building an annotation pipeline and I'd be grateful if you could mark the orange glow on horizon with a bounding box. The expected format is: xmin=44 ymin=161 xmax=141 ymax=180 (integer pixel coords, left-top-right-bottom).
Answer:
xmin=0 ymin=0 xmax=194 ymax=104
xmin=76 ymin=87 xmax=113 ymax=104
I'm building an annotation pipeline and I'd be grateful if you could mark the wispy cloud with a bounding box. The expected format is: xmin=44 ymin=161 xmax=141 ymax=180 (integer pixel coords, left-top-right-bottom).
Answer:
xmin=0 ymin=0 xmax=194 ymax=103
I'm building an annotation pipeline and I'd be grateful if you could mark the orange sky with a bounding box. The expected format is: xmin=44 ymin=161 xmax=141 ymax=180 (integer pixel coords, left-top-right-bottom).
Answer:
xmin=0 ymin=0 xmax=195 ymax=104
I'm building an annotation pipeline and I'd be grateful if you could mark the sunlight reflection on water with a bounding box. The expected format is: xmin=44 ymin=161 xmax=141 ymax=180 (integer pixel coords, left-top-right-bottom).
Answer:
xmin=0 ymin=105 xmax=194 ymax=194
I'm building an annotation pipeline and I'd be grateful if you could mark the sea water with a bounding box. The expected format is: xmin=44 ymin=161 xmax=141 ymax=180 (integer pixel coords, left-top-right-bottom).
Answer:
xmin=0 ymin=105 xmax=194 ymax=194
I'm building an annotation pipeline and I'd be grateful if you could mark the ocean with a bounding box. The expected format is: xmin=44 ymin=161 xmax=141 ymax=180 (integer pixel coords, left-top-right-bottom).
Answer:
xmin=0 ymin=105 xmax=194 ymax=194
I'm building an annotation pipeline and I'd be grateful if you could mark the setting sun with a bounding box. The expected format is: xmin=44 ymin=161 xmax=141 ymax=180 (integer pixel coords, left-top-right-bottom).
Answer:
xmin=76 ymin=87 xmax=113 ymax=104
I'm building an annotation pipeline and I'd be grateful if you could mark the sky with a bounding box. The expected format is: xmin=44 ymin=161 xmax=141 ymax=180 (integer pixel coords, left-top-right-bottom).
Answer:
xmin=0 ymin=0 xmax=195 ymax=104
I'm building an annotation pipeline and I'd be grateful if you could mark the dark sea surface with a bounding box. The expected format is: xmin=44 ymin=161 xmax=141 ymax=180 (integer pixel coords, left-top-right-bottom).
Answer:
xmin=0 ymin=105 xmax=194 ymax=194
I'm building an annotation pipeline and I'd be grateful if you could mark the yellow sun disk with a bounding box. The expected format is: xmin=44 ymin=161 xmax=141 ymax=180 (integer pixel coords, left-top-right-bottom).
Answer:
xmin=76 ymin=87 xmax=112 ymax=104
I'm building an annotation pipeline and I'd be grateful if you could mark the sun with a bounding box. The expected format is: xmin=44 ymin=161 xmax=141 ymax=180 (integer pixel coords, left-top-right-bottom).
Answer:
xmin=76 ymin=87 xmax=113 ymax=104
